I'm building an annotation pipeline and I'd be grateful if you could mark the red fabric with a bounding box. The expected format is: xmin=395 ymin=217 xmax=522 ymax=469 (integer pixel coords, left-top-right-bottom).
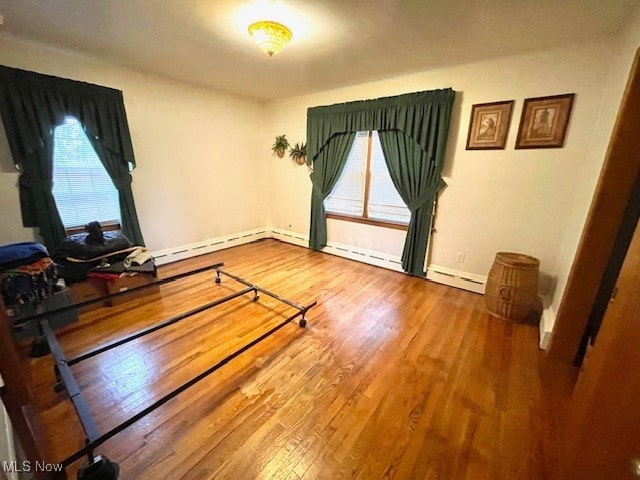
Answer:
xmin=88 ymin=272 xmax=120 ymax=282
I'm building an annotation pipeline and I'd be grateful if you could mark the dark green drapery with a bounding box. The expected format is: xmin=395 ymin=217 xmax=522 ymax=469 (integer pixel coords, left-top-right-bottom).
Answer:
xmin=87 ymin=140 xmax=145 ymax=247
xmin=0 ymin=65 xmax=144 ymax=251
xmin=378 ymin=130 xmax=447 ymax=275
xmin=306 ymin=89 xmax=455 ymax=275
xmin=17 ymin=134 xmax=66 ymax=253
xmin=309 ymin=132 xmax=356 ymax=250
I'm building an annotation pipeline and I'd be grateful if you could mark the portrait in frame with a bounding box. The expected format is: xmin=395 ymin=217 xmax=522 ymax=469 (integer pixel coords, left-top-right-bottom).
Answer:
xmin=466 ymin=100 xmax=514 ymax=150
xmin=515 ymin=94 xmax=575 ymax=149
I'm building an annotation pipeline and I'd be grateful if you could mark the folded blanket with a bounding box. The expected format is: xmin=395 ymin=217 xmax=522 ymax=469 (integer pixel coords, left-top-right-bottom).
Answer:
xmin=124 ymin=247 xmax=152 ymax=268
xmin=0 ymin=242 xmax=49 ymax=270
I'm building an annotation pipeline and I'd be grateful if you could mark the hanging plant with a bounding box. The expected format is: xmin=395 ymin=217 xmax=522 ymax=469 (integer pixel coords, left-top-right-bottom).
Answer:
xmin=289 ymin=142 xmax=307 ymax=165
xmin=272 ymin=134 xmax=290 ymax=158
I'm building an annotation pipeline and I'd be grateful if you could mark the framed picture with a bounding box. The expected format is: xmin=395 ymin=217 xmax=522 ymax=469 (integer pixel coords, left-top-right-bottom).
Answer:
xmin=466 ymin=100 xmax=514 ymax=150
xmin=515 ymin=93 xmax=575 ymax=149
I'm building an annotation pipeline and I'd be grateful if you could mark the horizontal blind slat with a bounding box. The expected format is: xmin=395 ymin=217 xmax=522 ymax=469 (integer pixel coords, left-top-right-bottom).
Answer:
xmin=51 ymin=117 xmax=122 ymax=229
xmin=367 ymin=132 xmax=410 ymax=224
xmin=324 ymin=132 xmax=368 ymax=217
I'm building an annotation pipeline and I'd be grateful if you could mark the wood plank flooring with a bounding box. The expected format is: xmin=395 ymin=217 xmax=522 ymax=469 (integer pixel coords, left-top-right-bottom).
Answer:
xmin=20 ymin=239 xmax=575 ymax=479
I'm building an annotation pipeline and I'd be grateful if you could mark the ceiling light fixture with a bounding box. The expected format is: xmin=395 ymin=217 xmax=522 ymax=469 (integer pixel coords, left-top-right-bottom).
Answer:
xmin=248 ymin=20 xmax=293 ymax=56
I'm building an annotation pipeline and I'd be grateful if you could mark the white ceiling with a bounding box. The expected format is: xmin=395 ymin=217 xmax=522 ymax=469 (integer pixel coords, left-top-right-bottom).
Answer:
xmin=0 ymin=0 xmax=637 ymax=101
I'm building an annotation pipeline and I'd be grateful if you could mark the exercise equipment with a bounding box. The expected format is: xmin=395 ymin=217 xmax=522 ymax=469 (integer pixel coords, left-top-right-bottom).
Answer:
xmin=18 ymin=263 xmax=316 ymax=479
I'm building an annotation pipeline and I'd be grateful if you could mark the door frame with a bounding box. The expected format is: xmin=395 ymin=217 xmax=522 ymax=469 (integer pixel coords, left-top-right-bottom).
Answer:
xmin=548 ymin=48 xmax=640 ymax=364
xmin=562 ymin=204 xmax=640 ymax=479
xmin=0 ymin=296 xmax=49 ymax=479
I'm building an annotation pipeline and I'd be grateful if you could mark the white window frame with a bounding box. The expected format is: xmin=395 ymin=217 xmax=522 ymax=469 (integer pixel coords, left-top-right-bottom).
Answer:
xmin=51 ymin=116 xmax=122 ymax=232
xmin=325 ymin=131 xmax=410 ymax=230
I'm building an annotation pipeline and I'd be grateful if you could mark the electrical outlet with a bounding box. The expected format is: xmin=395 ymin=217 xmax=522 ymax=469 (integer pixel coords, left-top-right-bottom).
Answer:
xmin=456 ymin=252 xmax=465 ymax=263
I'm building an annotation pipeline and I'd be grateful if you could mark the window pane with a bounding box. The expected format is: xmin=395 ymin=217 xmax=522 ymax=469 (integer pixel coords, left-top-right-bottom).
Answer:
xmin=52 ymin=117 xmax=121 ymax=228
xmin=324 ymin=132 xmax=368 ymax=217
xmin=367 ymin=131 xmax=411 ymax=224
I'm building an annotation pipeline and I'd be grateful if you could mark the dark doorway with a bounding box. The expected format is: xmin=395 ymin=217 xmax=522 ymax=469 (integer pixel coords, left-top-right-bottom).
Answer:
xmin=575 ymin=168 xmax=640 ymax=365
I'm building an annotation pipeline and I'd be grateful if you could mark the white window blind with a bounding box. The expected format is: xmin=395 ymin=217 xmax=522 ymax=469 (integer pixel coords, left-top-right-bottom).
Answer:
xmin=325 ymin=131 xmax=410 ymax=225
xmin=324 ymin=132 xmax=368 ymax=216
xmin=367 ymin=132 xmax=411 ymax=224
xmin=52 ymin=117 xmax=121 ymax=229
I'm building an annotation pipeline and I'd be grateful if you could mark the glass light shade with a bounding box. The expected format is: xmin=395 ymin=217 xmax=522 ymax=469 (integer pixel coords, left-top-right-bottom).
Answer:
xmin=248 ymin=20 xmax=293 ymax=56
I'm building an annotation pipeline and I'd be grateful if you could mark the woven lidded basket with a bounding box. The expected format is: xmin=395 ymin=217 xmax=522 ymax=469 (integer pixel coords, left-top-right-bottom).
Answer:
xmin=485 ymin=252 xmax=540 ymax=321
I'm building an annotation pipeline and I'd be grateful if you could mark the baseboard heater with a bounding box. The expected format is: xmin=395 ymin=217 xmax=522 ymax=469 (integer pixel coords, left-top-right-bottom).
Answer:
xmin=153 ymin=228 xmax=487 ymax=295
xmin=153 ymin=229 xmax=269 ymax=266
xmin=426 ymin=267 xmax=486 ymax=294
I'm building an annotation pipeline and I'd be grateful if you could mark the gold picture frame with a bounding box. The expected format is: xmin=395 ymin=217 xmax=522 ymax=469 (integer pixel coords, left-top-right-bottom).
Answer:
xmin=466 ymin=100 xmax=514 ymax=150
xmin=515 ymin=94 xmax=575 ymax=149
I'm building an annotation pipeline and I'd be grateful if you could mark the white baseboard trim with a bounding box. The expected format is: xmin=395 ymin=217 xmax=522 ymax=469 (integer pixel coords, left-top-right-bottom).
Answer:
xmin=272 ymin=228 xmax=404 ymax=273
xmin=539 ymin=304 xmax=556 ymax=350
xmin=271 ymin=228 xmax=308 ymax=248
xmin=426 ymin=266 xmax=487 ymax=294
xmin=152 ymin=227 xmax=487 ymax=296
xmin=151 ymin=228 xmax=271 ymax=266
xmin=322 ymin=242 xmax=405 ymax=273
xmin=273 ymin=228 xmax=487 ymax=291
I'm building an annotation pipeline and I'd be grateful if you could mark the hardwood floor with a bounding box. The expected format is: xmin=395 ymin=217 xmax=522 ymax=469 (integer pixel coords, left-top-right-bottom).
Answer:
xmin=21 ymin=239 xmax=575 ymax=479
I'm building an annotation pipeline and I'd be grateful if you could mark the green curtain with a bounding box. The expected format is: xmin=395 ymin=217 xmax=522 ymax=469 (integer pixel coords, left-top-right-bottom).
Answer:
xmin=309 ymin=132 xmax=356 ymax=250
xmin=88 ymin=142 xmax=145 ymax=246
xmin=17 ymin=134 xmax=66 ymax=252
xmin=378 ymin=130 xmax=447 ymax=276
xmin=0 ymin=65 xmax=145 ymax=250
xmin=306 ymin=89 xmax=455 ymax=275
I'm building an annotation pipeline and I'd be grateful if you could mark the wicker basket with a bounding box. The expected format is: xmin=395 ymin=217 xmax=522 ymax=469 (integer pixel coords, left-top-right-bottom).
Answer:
xmin=485 ymin=252 xmax=540 ymax=321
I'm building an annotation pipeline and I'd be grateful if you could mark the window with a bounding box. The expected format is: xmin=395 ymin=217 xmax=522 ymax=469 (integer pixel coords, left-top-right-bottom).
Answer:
xmin=52 ymin=117 xmax=121 ymax=229
xmin=325 ymin=131 xmax=410 ymax=228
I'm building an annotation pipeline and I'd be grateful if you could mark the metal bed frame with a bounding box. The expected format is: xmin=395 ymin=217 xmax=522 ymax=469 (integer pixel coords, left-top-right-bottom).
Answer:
xmin=17 ymin=263 xmax=316 ymax=479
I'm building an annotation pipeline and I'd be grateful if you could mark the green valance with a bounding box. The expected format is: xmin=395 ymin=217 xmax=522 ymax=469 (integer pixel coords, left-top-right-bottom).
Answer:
xmin=0 ymin=65 xmax=136 ymax=172
xmin=307 ymin=88 xmax=455 ymax=165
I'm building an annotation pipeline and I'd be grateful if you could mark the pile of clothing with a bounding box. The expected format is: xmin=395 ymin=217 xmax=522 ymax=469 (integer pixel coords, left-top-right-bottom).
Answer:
xmin=55 ymin=222 xmax=156 ymax=283
xmin=1 ymin=224 xmax=155 ymax=309
xmin=0 ymin=242 xmax=58 ymax=307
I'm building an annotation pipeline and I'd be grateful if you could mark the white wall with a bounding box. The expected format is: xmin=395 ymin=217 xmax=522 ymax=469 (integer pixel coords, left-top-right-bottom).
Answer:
xmin=550 ymin=6 xmax=640 ymax=315
xmin=0 ymin=33 xmax=267 ymax=252
xmin=1 ymin=18 xmax=638 ymax=336
xmin=264 ymin=39 xmax=615 ymax=296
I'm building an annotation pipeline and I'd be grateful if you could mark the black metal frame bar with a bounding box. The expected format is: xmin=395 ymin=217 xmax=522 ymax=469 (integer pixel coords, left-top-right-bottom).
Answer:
xmin=17 ymin=262 xmax=225 ymax=327
xmin=67 ymin=286 xmax=255 ymax=366
xmin=215 ymin=268 xmax=306 ymax=310
xmin=41 ymin=320 xmax=100 ymax=442
xmin=59 ymin=305 xmax=314 ymax=467
xmin=36 ymin=263 xmax=316 ymax=474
